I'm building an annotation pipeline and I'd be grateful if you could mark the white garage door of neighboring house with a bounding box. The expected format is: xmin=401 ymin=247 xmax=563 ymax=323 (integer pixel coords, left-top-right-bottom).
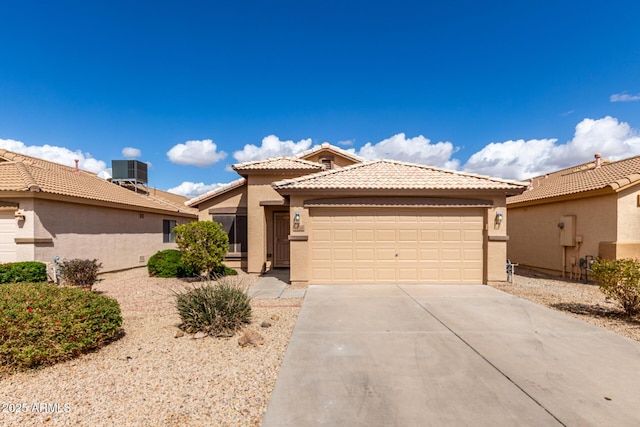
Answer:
xmin=310 ymin=208 xmax=484 ymax=284
xmin=0 ymin=212 xmax=17 ymax=263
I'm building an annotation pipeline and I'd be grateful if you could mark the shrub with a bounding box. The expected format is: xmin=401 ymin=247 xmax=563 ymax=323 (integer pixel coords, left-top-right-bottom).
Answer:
xmin=212 ymin=264 xmax=238 ymax=277
xmin=147 ymin=249 xmax=196 ymax=278
xmin=58 ymin=259 xmax=102 ymax=289
xmin=0 ymin=282 xmax=122 ymax=373
xmin=174 ymin=221 xmax=229 ymax=277
xmin=0 ymin=262 xmax=47 ymax=284
xmin=591 ymin=258 xmax=640 ymax=316
xmin=174 ymin=275 xmax=251 ymax=335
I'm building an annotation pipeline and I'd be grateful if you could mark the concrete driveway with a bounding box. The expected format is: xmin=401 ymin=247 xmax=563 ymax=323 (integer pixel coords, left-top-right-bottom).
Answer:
xmin=262 ymin=285 xmax=640 ymax=426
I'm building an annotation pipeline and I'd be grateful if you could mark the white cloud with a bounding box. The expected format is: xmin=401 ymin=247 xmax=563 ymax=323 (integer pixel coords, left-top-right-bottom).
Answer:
xmin=122 ymin=147 xmax=141 ymax=158
xmin=337 ymin=139 xmax=354 ymax=146
xmin=167 ymin=139 xmax=227 ymax=167
xmin=166 ymin=181 xmax=224 ymax=199
xmin=232 ymin=135 xmax=313 ymax=163
xmin=610 ymin=93 xmax=640 ymax=102
xmin=356 ymin=133 xmax=460 ymax=170
xmin=0 ymin=138 xmax=108 ymax=175
xmin=463 ymin=116 xmax=640 ymax=180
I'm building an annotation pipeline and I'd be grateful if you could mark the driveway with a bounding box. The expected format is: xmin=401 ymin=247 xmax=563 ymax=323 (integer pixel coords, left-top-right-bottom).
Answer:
xmin=262 ymin=285 xmax=640 ymax=426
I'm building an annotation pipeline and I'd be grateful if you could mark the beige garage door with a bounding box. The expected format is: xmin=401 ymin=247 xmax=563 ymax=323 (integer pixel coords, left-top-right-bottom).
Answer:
xmin=0 ymin=211 xmax=17 ymax=263
xmin=310 ymin=208 xmax=484 ymax=284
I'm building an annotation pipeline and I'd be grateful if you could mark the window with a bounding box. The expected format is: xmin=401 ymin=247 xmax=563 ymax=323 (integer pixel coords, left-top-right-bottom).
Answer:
xmin=163 ymin=219 xmax=177 ymax=243
xmin=213 ymin=214 xmax=247 ymax=254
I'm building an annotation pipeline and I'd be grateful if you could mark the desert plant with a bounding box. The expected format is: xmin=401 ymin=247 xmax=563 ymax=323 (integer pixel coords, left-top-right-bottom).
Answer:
xmin=58 ymin=259 xmax=102 ymax=289
xmin=591 ymin=258 xmax=640 ymax=316
xmin=0 ymin=262 xmax=47 ymax=284
xmin=0 ymin=282 xmax=122 ymax=373
xmin=174 ymin=221 xmax=229 ymax=277
xmin=147 ymin=249 xmax=196 ymax=278
xmin=212 ymin=264 xmax=238 ymax=276
xmin=174 ymin=275 xmax=251 ymax=335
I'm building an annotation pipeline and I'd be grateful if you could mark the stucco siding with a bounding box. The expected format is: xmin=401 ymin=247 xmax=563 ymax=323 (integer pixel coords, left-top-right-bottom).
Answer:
xmin=196 ymin=186 xmax=247 ymax=221
xmin=22 ymin=199 xmax=192 ymax=272
xmin=508 ymin=194 xmax=617 ymax=275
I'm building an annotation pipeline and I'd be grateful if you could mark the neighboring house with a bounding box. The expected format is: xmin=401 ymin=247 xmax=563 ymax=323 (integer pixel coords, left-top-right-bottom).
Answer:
xmin=507 ymin=154 xmax=640 ymax=277
xmin=187 ymin=143 xmax=527 ymax=285
xmin=0 ymin=149 xmax=197 ymax=273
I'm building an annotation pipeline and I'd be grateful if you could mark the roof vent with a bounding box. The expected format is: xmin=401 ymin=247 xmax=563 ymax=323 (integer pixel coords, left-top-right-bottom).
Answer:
xmin=594 ymin=153 xmax=602 ymax=169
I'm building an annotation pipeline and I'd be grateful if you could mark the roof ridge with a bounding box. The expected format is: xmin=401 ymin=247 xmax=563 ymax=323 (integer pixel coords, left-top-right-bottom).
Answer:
xmin=232 ymin=156 xmax=323 ymax=170
xmin=185 ymin=177 xmax=247 ymax=206
xmin=296 ymin=142 xmax=364 ymax=162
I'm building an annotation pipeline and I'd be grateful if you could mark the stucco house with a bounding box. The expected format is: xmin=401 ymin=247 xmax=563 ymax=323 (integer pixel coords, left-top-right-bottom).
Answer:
xmin=507 ymin=153 xmax=640 ymax=277
xmin=0 ymin=149 xmax=197 ymax=273
xmin=187 ymin=143 xmax=527 ymax=285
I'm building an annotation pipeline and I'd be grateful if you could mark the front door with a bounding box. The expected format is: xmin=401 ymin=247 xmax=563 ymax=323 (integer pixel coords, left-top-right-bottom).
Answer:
xmin=274 ymin=212 xmax=290 ymax=267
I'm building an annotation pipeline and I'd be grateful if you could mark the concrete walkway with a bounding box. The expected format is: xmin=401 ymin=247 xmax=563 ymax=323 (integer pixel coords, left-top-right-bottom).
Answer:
xmin=248 ymin=269 xmax=306 ymax=299
xmin=263 ymin=285 xmax=640 ymax=426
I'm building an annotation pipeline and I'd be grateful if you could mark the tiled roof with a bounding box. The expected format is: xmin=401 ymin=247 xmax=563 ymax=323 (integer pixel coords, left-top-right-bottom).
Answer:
xmin=185 ymin=177 xmax=247 ymax=207
xmin=508 ymin=155 xmax=640 ymax=205
xmin=232 ymin=157 xmax=324 ymax=172
xmin=273 ymin=159 xmax=528 ymax=192
xmin=296 ymin=142 xmax=364 ymax=162
xmin=0 ymin=149 xmax=196 ymax=216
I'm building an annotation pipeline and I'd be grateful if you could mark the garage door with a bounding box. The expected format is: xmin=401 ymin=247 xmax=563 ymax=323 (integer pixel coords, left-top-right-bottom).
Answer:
xmin=0 ymin=212 xmax=17 ymax=263
xmin=310 ymin=208 xmax=483 ymax=284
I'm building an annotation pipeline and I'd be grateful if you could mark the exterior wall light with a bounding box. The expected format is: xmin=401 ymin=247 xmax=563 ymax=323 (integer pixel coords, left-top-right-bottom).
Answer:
xmin=14 ymin=209 xmax=26 ymax=222
xmin=495 ymin=211 xmax=503 ymax=225
xmin=293 ymin=211 xmax=301 ymax=225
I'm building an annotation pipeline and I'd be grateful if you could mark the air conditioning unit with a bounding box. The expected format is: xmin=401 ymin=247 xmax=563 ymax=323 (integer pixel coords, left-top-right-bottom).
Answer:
xmin=111 ymin=160 xmax=148 ymax=184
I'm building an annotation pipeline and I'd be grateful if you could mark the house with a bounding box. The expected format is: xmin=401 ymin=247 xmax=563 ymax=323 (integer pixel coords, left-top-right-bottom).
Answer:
xmin=0 ymin=149 xmax=197 ymax=273
xmin=187 ymin=143 xmax=527 ymax=285
xmin=507 ymin=153 xmax=640 ymax=277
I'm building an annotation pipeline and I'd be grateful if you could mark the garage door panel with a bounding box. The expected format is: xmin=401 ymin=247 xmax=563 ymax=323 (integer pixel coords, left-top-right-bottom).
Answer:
xmin=333 ymin=230 xmax=353 ymax=242
xmin=355 ymin=229 xmax=375 ymax=242
xmin=355 ymin=248 xmax=375 ymax=261
xmin=310 ymin=208 xmax=483 ymax=284
xmin=0 ymin=212 xmax=17 ymax=263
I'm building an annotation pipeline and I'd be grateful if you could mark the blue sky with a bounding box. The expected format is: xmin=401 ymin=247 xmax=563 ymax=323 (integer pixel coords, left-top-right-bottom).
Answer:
xmin=1 ymin=0 xmax=639 ymax=198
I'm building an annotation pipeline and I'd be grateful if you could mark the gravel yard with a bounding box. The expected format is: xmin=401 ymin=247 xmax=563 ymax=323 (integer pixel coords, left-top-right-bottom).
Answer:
xmin=3 ymin=267 xmax=640 ymax=426
xmin=0 ymin=269 xmax=301 ymax=427
xmin=489 ymin=268 xmax=640 ymax=342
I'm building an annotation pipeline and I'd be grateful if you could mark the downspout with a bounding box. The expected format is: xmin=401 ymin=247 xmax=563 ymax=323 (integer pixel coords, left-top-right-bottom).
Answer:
xmin=562 ymin=246 xmax=566 ymax=278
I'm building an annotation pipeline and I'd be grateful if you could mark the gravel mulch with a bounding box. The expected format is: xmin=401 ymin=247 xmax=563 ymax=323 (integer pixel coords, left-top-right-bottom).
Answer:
xmin=0 ymin=269 xmax=301 ymax=427
xmin=489 ymin=268 xmax=640 ymax=342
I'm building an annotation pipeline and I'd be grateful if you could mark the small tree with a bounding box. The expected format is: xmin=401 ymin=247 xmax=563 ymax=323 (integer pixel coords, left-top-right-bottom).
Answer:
xmin=174 ymin=221 xmax=229 ymax=277
xmin=591 ymin=258 xmax=640 ymax=316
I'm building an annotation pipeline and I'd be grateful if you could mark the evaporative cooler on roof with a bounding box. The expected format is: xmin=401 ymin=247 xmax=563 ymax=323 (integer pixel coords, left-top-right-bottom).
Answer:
xmin=111 ymin=160 xmax=148 ymax=193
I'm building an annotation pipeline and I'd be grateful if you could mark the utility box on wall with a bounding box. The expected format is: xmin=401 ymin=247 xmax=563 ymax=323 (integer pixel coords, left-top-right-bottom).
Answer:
xmin=559 ymin=215 xmax=576 ymax=246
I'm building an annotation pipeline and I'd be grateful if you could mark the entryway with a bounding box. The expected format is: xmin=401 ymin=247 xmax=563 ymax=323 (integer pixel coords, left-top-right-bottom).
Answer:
xmin=274 ymin=212 xmax=290 ymax=268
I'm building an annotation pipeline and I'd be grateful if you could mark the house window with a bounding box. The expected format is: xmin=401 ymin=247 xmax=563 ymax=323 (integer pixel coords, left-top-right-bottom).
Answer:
xmin=163 ymin=219 xmax=177 ymax=243
xmin=213 ymin=214 xmax=247 ymax=254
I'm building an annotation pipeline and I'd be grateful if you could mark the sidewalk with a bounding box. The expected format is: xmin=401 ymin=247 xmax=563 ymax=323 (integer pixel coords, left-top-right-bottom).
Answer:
xmin=248 ymin=269 xmax=306 ymax=299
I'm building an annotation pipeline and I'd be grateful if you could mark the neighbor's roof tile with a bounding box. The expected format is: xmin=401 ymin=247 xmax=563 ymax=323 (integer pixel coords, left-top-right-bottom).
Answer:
xmin=273 ymin=159 xmax=528 ymax=191
xmin=508 ymin=155 xmax=640 ymax=204
xmin=0 ymin=149 xmax=196 ymax=215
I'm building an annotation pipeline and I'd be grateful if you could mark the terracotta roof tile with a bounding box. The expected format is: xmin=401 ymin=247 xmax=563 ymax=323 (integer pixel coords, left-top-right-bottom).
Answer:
xmin=232 ymin=157 xmax=323 ymax=172
xmin=296 ymin=142 xmax=364 ymax=162
xmin=0 ymin=149 xmax=196 ymax=216
xmin=185 ymin=178 xmax=247 ymax=207
xmin=508 ymin=155 xmax=640 ymax=204
xmin=273 ymin=159 xmax=528 ymax=192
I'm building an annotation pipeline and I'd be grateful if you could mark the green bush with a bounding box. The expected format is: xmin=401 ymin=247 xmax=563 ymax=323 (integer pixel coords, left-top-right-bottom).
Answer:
xmin=174 ymin=221 xmax=229 ymax=277
xmin=0 ymin=262 xmax=47 ymax=284
xmin=147 ymin=249 xmax=196 ymax=278
xmin=591 ymin=258 xmax=640 ymax=316
xmin=212 ymin=264 xmax=238 ymax=277
xmin=175 ymin=275 xmax=251 ymax=335
xmin=0 ymin=282 xmax=122 ymax=373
